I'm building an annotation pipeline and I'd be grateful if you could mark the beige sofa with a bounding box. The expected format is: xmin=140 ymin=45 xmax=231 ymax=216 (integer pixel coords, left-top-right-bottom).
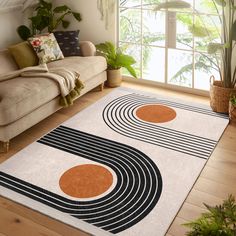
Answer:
xmin=0 ymin=41 xmax=107 ymax=152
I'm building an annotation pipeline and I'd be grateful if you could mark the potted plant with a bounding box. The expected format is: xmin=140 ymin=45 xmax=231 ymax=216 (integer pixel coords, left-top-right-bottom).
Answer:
xmin=184 ymin=195 xmax=236 ymax=235
xmin=229 ymin=94 xmax=236 ymax=122
xmin=17 ymin=0 xmax=82 ymax=40
xmin=95 ymin=41 xmax=138 ymax=87
xmin=154 ymin=0 xmax=236 ymax=113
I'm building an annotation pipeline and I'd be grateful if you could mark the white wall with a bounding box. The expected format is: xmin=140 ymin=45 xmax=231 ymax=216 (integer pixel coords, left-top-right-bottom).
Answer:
xmin=0 ymin=9 xmax=24 ymax=49
xmin=53 ymin=0 xmax=117 ymax=44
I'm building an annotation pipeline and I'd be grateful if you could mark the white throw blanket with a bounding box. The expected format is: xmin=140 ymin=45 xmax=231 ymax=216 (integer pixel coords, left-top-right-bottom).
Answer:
xmin=0 ymin=64 xmax=80 ymax=98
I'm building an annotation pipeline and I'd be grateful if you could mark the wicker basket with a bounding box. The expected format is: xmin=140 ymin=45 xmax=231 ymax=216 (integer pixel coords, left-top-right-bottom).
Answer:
xmin=106 ymin=69 xmax=122 ymax=88
xmin=209 ymin=76 xmax=236 ymax=113
xmin=229 ymin=102 xmax=236 ymax=123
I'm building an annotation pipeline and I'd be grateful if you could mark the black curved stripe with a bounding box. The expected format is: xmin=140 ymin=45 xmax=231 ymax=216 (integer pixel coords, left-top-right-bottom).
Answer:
xmin=127 ymin=93 xmax=228 ymax=119
xmin=0 ymin=126 xmax=162 ymax=234
xmin=103 ymin=94 xmax=218 ymax=159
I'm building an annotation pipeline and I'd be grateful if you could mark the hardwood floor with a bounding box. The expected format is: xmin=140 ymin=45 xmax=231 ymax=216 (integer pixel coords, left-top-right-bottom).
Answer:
xmin=0 ymin=81 xmax=235 ymax=236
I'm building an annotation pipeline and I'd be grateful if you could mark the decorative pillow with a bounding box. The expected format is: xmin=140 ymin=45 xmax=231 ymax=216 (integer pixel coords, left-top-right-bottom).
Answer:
xmin=8 ymin=41 xmax=39 ymax=69
xmin=53 ymin=30 xmax=82 ymax=57
xmin=28 ymin=33 xmax=64 ymax=64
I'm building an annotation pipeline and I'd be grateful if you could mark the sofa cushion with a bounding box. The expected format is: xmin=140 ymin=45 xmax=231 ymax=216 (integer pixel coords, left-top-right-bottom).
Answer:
xmin=8 ymin=41 xmax=39 ymax=69
xmin=0 ymin=56 xmax=107 ymax=126
xmin=28 ymin=33 xmax=64 ymax=64
xmin=54 ymin=31 xmax=82 ymax=57
xmin=47 ymin=56 xmax=107 ymax=83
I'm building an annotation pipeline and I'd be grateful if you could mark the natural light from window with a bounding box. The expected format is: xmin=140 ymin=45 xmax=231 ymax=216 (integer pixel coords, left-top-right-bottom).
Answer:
xmin=119 ymin=0 xmax=222 ymax=91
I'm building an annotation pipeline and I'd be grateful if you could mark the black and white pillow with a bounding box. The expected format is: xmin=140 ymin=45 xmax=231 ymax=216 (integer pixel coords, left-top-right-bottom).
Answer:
xmin=53 ymin=30 xmax=82 ymax=57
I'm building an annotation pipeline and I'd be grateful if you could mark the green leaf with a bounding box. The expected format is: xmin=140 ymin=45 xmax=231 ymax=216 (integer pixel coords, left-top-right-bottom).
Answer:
xmin=207 ymin=43 xmax=224 ymax=54
xmin=17 ymin=25 xmax=32 ymax=40
xmin=214 ymin=0 xmax=226 ymax=7
xmin=53 ymin=5 xmax=70 ymax=13
xmin=153 ymin=1 xmax=191 ymax=11
xmin=39 ymin=0 xmax=52 ymax=11
xmin=62 ymin=20 xmax=70 ymax=28
xmin=125 ymin=65 xmax=137 ymax=78
xmin=188 ymin=25 xmax=208 ymax=37
xmin=72 ymin=12 xmax=82 ymax=22
xmin=232 ymin=20 xmax=236 ymax=41
xmin=96 ymin=41 xmax=137 ymax=78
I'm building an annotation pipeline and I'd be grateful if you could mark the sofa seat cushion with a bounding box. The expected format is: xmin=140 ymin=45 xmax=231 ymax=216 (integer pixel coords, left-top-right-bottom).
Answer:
xmin=0 ymin=56 xmax=107 ymax=126
xmin=47 ymin=56 xmax=107 ymax=83
xmin=0 ymin=77 xmax=60 ymax=126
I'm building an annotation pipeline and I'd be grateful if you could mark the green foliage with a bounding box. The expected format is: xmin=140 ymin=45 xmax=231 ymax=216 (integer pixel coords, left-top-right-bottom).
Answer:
xmin=17 ymin=0 xmax=82 ymax=40
xmin=153 ymin=1 xmax=191 ymax=11
xmin=184 ymin=195 xmax=236 ymax=236
xmin=154 ymin=0 xmax=236 ymax=88
xmin=230 ymin=94 xmax=236 ymax=105
xmin=17 ymin=25 xmax=31 ymax=41
xmin=96 ymin=41 xmax=137 ymax=78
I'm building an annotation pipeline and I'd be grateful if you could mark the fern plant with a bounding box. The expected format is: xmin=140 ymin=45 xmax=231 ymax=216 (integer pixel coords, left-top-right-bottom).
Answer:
xmin=96 ymin=41 xmax=137 ymax=78
xmin=184 ymin=195 xmax=236 ymax=236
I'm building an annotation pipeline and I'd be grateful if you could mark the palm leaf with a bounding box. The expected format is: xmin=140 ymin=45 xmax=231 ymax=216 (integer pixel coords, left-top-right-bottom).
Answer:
xmin=153 ymin=1 xmax=191 ymax=11
xmin=208 ymin=43 xmax=224 ymax=54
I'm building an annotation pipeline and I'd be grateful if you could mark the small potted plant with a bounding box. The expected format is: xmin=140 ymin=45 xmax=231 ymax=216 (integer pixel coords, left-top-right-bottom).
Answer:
xmin=183 ymin=195 xmax=236 ymax=235
xmin=96 ymin=41 xmax=137 ymax=87
xmin=229 ymin=94 xmax=236 ymax=123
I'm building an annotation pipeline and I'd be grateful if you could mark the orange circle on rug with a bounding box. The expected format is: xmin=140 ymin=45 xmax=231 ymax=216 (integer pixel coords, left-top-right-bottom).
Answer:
xmin=136 ymin=104 xmax=176 ymax=123
xmin=59 ymin=164 xmax=113 ymax=198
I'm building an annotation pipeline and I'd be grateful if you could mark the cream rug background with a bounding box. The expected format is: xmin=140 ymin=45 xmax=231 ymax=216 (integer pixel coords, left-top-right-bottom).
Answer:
xmin=0 ymin=87 xmax=229 ymax=236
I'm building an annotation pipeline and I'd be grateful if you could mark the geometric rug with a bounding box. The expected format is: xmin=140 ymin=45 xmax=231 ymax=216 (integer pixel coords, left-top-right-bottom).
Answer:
xmin=0 ymin=87 xmax=229 ymax=236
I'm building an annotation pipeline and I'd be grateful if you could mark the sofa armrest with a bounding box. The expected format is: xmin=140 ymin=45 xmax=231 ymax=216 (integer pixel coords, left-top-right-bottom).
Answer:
xmin=79 ymin=41 xmax=96 ymax=57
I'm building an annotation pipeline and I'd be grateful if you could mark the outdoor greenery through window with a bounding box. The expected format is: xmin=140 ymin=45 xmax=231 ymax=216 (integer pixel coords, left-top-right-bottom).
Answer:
xmin=119 ymin=0 xmax=222 ymax=91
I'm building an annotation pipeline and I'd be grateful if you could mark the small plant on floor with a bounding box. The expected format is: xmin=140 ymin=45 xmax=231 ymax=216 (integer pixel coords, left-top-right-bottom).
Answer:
xmin=96 ymin=41 xmax=137 ymax=87
xmin=183 ymin=195 xmax=236 ymax=236
xmin=95 ymin=41 xmax=137 ymax=78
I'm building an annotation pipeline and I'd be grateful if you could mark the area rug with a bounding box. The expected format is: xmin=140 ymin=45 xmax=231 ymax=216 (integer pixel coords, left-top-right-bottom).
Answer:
xmin=0 ymin=87 xmax=228 ymax=236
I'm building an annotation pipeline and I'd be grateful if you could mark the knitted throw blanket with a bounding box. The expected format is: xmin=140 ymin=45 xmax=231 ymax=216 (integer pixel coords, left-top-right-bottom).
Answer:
xmin=0 ymin=64 xmax=84 ymax=107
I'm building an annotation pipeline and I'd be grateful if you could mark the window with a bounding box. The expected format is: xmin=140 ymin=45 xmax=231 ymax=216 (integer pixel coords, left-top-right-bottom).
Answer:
xmin=119 ymin=0 xmax=221 ymax=91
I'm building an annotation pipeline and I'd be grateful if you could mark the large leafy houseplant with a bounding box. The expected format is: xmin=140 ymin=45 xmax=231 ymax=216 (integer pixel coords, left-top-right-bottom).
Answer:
xmin=184 ymin=195 xmax=236 ymax=236
xmin=96 ymin=41 xmax=137 ymax=78
xmin=17 ymin=0 xmax=82 ymax=40
xmin=154 ymin=0 xmax=236 ymax=89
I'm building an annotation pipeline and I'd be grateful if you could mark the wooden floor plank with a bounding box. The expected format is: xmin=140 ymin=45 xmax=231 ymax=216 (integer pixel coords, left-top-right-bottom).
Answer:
xmin=185 ymin=189 xmax=224 ymax=208
xmin=0 ymin=81 xmax=236 ymax=236
xmin=177 ymin=203 xmax=208 ymax=221
xmin=201 ymin=166 xmax=236 ymax=187
xmin=194 ymin=177 xmax=236 ymax=200
xmin=0 ymin=197 xmax=90 ymax=236
xmin=0 ymin=207 xmax=62 ymax=236
xmin=167 ymin=217 xmax=189 ymax=236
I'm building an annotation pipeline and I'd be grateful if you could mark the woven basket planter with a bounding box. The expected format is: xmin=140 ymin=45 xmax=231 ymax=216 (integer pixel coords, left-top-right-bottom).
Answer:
xmin=106 ymin=69 xmax=122 ymax=88
xmin=209 ymin=76 xmax=236 ymax=114
xmin=229 ymin=102 xmax=236 ymax=123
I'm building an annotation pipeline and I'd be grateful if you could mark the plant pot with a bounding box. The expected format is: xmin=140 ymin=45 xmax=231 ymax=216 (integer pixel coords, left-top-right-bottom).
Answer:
xmin=106 ymin=69 xmax=122 ymax=88
xmin=209 ymin=77 xmax=236 ymax=113
xmin=229 ymin=102 xmax=236 ymax=123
